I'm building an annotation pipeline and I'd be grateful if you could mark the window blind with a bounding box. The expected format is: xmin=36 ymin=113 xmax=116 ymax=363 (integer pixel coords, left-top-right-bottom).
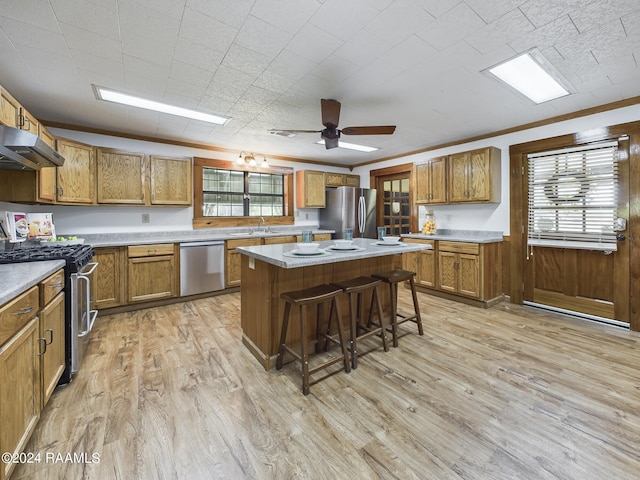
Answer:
xmin=527 ymin=141 xmax=618 ymax=250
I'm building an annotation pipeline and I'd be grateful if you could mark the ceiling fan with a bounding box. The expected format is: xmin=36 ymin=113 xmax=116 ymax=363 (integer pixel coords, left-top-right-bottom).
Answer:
xmin=270 ymin=98 xmax=396 ymax=149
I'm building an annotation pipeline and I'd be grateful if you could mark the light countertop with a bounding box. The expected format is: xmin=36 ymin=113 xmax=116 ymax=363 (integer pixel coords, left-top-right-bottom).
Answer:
xmin=402 ymin=229 xmax=504 ymax=243
xmin=0 ymin=260 xmax=66 ymax=306
xmin=74 ymin=228 xmax=334 ymax=247
xmin=237 ymin=237 xmax=432 ymax=269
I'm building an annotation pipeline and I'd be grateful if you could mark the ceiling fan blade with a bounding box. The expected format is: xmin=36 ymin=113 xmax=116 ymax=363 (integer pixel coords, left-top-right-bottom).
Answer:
xmin=270 ymin=129 xmax=322 ymax=134
xmin=341 ymin=126 xmax=396 ymax=135
xmin=321 ymin=99 xmax=341 ymax=128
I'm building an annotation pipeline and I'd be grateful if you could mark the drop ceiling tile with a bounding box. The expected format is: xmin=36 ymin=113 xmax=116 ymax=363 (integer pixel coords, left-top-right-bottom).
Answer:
xmin=416 ymin=2 xmax=485 ymax=51
xmin=168 ymin=59 xmax=213 ymax=89
xmin=208 ymin=65 xmax=256 ymax=95
xmin=126 ymin=0 xmax=186 ymax=19
xmin=286 ymin=23 xmax=343 ymax=63
xmin=311 ymin=55 xmax=360 ymax=82
xmin=251 ymin=0 xmax=320 ymax=34
xmin=519 ymin=0 xmax=593 ymax=28
xmin=163 ymin=80 xmax=206 ymax=107
xmin=465 ymin=8 xmax=535 ymax=55
xmin=58 ymin=22 xmax=121 ymax=62
xmin=569 ymin=0 xmax=637 ymax=33
xmin=50 ymin=0 xmax=120 ymax=40
xmin=0 ymin=0 xmax=60 ymax=32
xmin=463 ymin=0 xmax=526 ymax=23
xmin=268 ymin=50 xmax=318 ymax=81
xmin=333 ymin=29 xmax=392 ymax=67
xmin=173 ymin=37 xmax=224 ymax=72
xmin=121 ymin=30 xmax=174 ymax=68
xmin=78 ymin=68 xmax=126 ymax=90
xmin=0 ymin=16 xmax=69 ymax=56
xmin=413 ymin=0 xmax=460 ymax=19
xmin=366 ymin=0 xmax=436 ymax=46
xmin=14 ymin=43 xmax=77 ymax=75
xmin=179 ymin=7 xmax=238 ymax=52
xmin=235 ymin=15 xmax=296 ymax=58
xmin=70 ymin=49 xmax=124 ymax=78
xmin=118 ymin=0 xmax=181 ymax=44
xmin=508 ymin=14 xmax=580 ymax=53
xmin=222 ymin=44 xmax=272 ymax=76
xmin=253 ymin=69 xmax=297 ymax=94
xmin=123 ymin=54 xmax=170 ymax=83
xmin=310 ymin=0 xmax=379 ymax=41
xmin=124 ymin=72 xmax=168 ymax=98
xmin=186 ymin=0 xmax=253 ymax=29
xmin=242 ymin=85 xmax=280 ymax=107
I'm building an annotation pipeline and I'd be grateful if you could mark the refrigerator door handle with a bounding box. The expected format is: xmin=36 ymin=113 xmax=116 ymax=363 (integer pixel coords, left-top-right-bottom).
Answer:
xmin=358 ymin=195 xmax=365 ymax=233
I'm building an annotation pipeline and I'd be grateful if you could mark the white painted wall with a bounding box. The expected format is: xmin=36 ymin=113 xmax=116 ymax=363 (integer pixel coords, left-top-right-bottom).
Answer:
xmin=3 ymin=104 xmax=640 ymax=236
xmin=352 ymin=104 xmax=640 ymax=235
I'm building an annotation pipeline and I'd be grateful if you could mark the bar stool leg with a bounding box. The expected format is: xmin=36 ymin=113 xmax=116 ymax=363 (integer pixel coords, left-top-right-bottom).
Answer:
xmin=369 ymin=286 xmax=389 ymax=352
xmin=409 ymin=277 xmax=424 ymax=336
xmin=276 ymin=302 xmax=292 ymax=370
xmin=299 ymin=304 xmax=310 ymax=395
xmin=389 ymin=281 xmax=399 ymax=347
xmin=331 ymin=297 xmax=351 ymax=374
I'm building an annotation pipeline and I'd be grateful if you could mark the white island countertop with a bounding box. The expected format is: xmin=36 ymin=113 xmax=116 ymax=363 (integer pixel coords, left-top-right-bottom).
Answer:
xmin=237 ymin=237 xmax=432 ymax=269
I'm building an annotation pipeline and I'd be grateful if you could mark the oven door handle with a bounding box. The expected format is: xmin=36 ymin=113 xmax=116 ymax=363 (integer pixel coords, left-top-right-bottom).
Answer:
xmin=77 ymin=270 xmax=98 ymax=338
xmin=80 ymin=262 xmax=99 ymax=276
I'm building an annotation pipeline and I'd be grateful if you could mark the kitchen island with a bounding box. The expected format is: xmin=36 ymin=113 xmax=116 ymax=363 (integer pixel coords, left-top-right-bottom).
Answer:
xmin=237 ymin=238 xmax=432 ymax=369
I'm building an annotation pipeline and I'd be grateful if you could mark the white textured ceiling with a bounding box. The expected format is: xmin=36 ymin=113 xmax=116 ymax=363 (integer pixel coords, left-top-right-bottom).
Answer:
xmin=1 ymin=0 xmax=639 ymax=165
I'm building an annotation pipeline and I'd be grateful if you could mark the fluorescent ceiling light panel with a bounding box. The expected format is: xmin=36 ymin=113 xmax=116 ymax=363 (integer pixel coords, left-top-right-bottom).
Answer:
xmin=94 ymin=86 xmax=229 ymax=125
xmin=487 ymin=51 xmax=571 ymax=104
xmin=316 ymin=140 xmax=378 ymax=152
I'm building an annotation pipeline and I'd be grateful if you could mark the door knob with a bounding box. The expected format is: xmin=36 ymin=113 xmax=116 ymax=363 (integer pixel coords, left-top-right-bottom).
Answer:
xmin=616 ymin=234 xmax=626 ymax=241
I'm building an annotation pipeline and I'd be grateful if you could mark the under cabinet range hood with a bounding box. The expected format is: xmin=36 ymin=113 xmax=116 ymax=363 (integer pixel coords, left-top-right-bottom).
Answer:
xmin=0 ymin=125 xmax=65 ymax=170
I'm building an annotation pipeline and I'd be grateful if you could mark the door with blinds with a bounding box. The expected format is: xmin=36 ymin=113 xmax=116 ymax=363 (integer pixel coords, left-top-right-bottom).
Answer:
xmin=523 ymin=139 xmax=630 ymax=325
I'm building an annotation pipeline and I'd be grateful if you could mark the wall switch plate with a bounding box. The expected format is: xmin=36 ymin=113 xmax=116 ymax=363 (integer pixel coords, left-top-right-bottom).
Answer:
xmin=142 ymin=214 xmax=150 ymax=223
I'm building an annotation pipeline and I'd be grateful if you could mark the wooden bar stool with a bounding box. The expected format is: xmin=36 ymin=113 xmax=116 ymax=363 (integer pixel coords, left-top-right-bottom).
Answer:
xmin=275 ymin=284 xmax=351 ymax=395
xmin=372 ymin=269 xmax=424 ymax=347
xmin=329 ymin=276 xmax=389 ymax=369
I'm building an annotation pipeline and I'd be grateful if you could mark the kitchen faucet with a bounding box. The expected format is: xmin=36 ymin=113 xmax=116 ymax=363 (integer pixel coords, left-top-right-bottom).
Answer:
xmin=257 ymin=216 xmax=267 ymax=232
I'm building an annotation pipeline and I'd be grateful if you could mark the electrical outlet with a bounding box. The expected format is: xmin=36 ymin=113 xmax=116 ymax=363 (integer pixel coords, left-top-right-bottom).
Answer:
xmin=142 ymin=214 xmax=150 ymax=223
xmin=305 ymin=213 xmax=309 ymax=220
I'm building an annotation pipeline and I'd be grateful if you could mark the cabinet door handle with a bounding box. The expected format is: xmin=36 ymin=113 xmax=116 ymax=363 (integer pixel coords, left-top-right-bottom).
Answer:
xmin=12 ymin=306 xmax=34 ymax=316
xmin=44 ymin=328 xmax=54 ymax=345
xmin=37 ymin=337 xmax=47 ymax=356
xmin=48 ymin=281 xmax=63 ymax=289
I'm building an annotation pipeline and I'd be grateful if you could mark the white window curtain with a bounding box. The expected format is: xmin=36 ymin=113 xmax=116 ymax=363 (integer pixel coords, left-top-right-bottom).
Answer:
xmin=527 ymin=140 xmax=619 ymax=251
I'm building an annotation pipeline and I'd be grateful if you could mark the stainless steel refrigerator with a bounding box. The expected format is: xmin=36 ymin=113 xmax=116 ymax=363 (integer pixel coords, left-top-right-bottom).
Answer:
xmin=319 ymin=187 xmax=377 ymax=239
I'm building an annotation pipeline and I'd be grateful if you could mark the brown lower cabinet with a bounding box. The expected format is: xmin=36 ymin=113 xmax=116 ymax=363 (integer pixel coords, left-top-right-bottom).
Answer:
xmin=402 ymin=238 xmax=503 ymax=306
xmin=0 ymin=269 xmax=66 ymax=480
xmin=127 ymin=244 xmax=177 ymax=303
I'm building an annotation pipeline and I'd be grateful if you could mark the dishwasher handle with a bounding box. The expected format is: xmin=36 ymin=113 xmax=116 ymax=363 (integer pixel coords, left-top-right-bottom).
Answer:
xmin=179 ymin=241 xmax=225 ymax=247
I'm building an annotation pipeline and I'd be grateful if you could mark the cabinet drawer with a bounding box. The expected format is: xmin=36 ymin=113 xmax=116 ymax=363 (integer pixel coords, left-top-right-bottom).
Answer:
xmin=0 ymin=286 xmax=39 ymax=346
xmin=128 ymin=243 xmax=174 ymax=258
xmin=263 ymin=235 xmax=296 ymax=245
xmin=40 ymin=269 xmax=65 ymax=306
xmin=226 ymin=238 xmax=261 ymax=250
xmin=402 ymin=238 xmax=435 ymax=248
xmin=438 ymin=241 xmax=479 ymax=255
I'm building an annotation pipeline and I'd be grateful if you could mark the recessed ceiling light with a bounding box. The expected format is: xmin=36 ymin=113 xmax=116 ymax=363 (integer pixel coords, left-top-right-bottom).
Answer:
xmin=485 ymin=49 xmax=572 ymax=104
xmin=316 ymin=140 xmax=379 ymax=152
xmin=93 ymin=85 xmax=230 ymax=125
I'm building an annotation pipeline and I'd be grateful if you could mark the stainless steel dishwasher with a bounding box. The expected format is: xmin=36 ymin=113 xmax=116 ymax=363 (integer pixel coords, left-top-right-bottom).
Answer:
xmin=179 ymin=241 xmax=225 ymax=296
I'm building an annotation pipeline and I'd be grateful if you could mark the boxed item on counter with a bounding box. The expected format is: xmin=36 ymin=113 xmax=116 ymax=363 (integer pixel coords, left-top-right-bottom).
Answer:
xmin=0 ymin=212 xmax=55 ymax=242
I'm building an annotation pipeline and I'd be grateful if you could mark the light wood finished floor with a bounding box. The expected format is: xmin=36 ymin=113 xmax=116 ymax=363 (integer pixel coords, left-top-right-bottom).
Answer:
xmin=11 ymin=290 xmax=640 ymax=480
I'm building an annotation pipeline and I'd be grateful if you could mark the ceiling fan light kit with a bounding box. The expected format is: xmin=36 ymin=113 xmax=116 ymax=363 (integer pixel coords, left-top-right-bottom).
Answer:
xmin=270 ymin=98 xmax=397 ymax=150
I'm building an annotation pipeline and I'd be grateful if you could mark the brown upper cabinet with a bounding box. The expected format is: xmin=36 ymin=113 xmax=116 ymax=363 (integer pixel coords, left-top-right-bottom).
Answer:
xmin=295 ymin=170 xmax=326 ymax=208
xmin=56 ymin=138 xmax=96 ymax=204
xmin=415 ymin=146 xmax=501 ymax=205
xmin=96 ymin=149 xmax=146 ymax=204
xmin=325 ymin=172 xmax=360 ymax=187
xmin=414 ymin=156 xmax=447 ymax=204
xmin=448 ymin=147 xmax=501 ymax=203
xmin=149 ymin=155 xmax=192 ymax=205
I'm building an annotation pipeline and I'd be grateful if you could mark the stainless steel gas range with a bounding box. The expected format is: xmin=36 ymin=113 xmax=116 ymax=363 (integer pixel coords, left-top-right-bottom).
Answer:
xmin=0 ymin=244 xmax=97 ymax=384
